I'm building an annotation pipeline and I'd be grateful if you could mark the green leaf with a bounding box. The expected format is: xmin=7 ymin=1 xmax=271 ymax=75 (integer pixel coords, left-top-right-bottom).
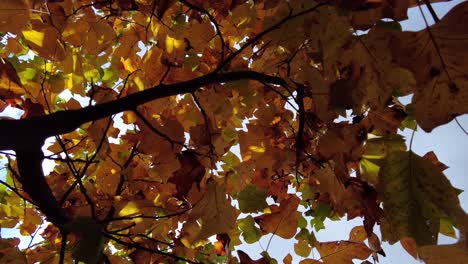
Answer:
xmin=363 ymin=134 xmax=406 ymax=160
xmin=18 ymin=68 xmax=37 ymax=81
xmin=237 ymin=185 xmax=268 ymax=213
xmin=238 ymin=216 xmax=262 ymax=244
xmin=379 ymin=151 xmax=464 ymax=246
xmin=439 ymin=217 xmax=456 ymax=238
xmin=221 ymin=151 xmax=240 ymax=169
xmin=297 ymin=216 xmax=307 ymax=229
xmin=400 ymin=115 xmax=417 ymax=131
xmin=299 ymin=184 xmax=316 ymax=202
xmin=360 ymin=158 xmax=380 ymax=185
xmin=310 ymin=203 xmax=331 ymax=232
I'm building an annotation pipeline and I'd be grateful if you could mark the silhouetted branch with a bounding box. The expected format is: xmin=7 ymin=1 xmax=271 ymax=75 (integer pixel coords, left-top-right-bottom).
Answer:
xmin=0 ymin=71 xmax=288 ymax=151
xmin=104 ymin=233 xmax=201 ymax=264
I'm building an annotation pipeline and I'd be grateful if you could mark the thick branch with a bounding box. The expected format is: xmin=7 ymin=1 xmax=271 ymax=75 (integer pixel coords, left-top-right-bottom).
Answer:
xmin=15 ymin=145 xmax=69 ymax=228
xmin=0 ymin=71 xmax=286 ymax=151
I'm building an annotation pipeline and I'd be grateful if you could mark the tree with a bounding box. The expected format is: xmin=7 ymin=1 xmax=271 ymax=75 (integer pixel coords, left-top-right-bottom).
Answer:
xmin=0 ymin=0 xmax=466 ymax=263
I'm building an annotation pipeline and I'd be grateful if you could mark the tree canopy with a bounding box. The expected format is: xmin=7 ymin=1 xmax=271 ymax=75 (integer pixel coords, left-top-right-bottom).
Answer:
xmin=0 ymin=0 xmax=467 ymax=263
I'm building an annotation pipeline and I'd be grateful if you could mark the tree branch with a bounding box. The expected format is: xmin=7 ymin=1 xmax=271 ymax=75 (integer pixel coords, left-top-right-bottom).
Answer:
xmin=15 ymin=145 xmax=69 ymax=228
xmin=0 ymin=71 xmax=287 ymax=151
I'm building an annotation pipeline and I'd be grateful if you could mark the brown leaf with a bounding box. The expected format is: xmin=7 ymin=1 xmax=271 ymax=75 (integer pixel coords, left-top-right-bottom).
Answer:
xmin=418 ymin=240 xmax=468 ymax=264
xmin=283 ymin=253 xmax=293 ymax=264
xmin=400 ymin=237 xmax=418 ymax=259
xmin=22 ymin=19 xmax=65 ymax=61
xmin=254 ymin=196 xmax=300 ymax=239
xmin=0 ymin=59 xmax=25 ymax=100
xmin=309 ymin=166 xmax=363 ymax=218
xmin=237 ymin=250 xmax=269 ymax=264
xmin=0 ymin=1 xmax=29 ymax=34
xmin=181 ymin=181 xmax=238 ymax=244
xmin=316 ymin=240 xmax=372 ymax=264
xmin=349 ymin=226 xmax=367 ymax=243
xmin=390 ymin=2 xmax=468 ymax=131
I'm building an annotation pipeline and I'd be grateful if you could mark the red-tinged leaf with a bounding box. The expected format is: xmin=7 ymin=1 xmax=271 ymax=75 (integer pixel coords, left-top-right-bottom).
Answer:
xmin=0 ymin=238 xmax=27 ymax=264
xmin=214 ymin=233 xmax=230 ymax=256
xmin=21 ymin=98 xmax=45 ymax=118
xmin=423 ymin=151 xmax=449 ymax=171
xmin=400 ymin=237 xmax=418 ymax=259
xmin=283 ymin=253 xmax=293 ymax=264
xmin=237 ymin=250 xmax=269 ymax=264
xmin=0 ymin=59 xmax=25 ymax=99
xmin=345 ymin=178 xmax=382 ymax=235
xmin=168 ymin=151 xmax=205 ymax=199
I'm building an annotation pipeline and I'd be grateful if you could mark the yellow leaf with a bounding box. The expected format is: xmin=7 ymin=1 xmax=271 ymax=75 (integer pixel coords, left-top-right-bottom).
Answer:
xmin=119 ymin=202 xmax=140 ymax=217
xmin=22 ymin=20 xmax=65 ymax=61
xmin=134 ymin=76 xmax=145 ymax=91
xmin=165 ymin=35 xmax=182 ymax=54
xmin=22 ymin=30 xmax=44 ymax=47
xmin=248 ymin=145 xmax=265 ymax=153
xmin=121 ymin=57 xmax=138 ymax=73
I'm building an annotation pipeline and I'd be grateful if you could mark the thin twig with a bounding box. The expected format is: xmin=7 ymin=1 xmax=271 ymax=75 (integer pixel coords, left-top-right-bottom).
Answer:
xmin=215 ymin=3 xmax=326 ymax=72
xmin=422 ymin=0 xmax=440 ymax=22
xmin=454 ymin=117 xmax=468 ymax=136
xmin=105 ymin=207 xmax=191 ymax=223
xmin=104 ymin=234 xmax=201 ymax=264
xmin=0 ymin=179 xmax=33 ymax=204
xmin=133 ymin=109 xmax=186 ymax=149
xmin=191 ymin=92 xmax=215 ymax=167
xmin=179 ymin=0 xmax=226 ymax=62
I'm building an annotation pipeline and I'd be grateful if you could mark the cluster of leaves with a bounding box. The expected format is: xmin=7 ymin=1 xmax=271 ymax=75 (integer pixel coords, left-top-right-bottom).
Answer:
xmin=0 ymin=0 xmax=466 ymax=263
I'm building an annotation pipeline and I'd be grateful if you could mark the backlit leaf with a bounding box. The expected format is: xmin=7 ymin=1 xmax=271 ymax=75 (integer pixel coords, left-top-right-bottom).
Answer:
xmin=237 ymin=185 xmax=268 ymax=213
xmin=316 ymin=240 xmax=372 ymax=264
xmin=379 ymin=151 xmax=465 ymax=246
xmin=182 ymin=181 xmax=239 ymax=244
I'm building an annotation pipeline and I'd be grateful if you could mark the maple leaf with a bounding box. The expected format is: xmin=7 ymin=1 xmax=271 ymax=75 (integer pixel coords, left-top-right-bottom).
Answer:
xmin=378 ymin=151 xmax=466 ymax=246
xmin=168 ymin=150 xmax=206 ymax=199
xmin=255 ymin=196 xmax=301 ymax=239
xmin=316 ymin=240 xmax=372 ymax=264
xmin=181 ymin=181 xmax=239 ymax=244
xmin=389 ymin=2 xmax=468 ymax=131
